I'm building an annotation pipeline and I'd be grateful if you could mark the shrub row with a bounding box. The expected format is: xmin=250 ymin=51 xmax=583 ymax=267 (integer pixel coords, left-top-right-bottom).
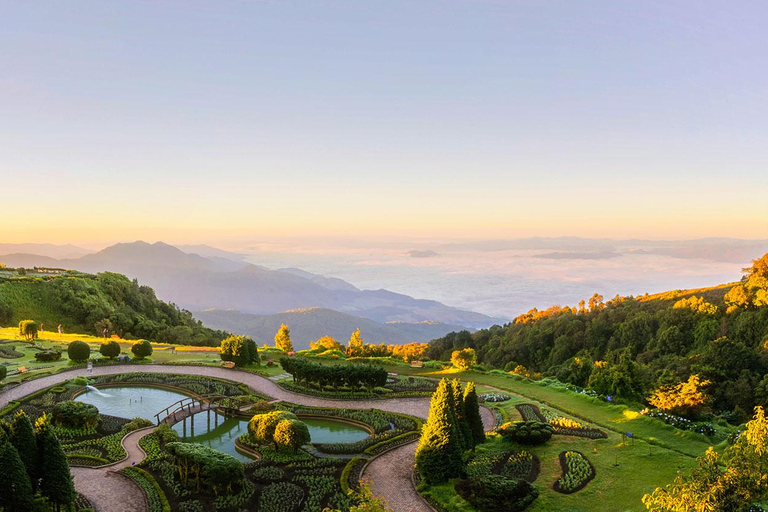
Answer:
xmin=280 ymin=357 xmax=387 ymax=390
xmin=119 ymin=466 xmax=171 ymax=512
xmin=340 ymin=457 xmax=367 ymax=494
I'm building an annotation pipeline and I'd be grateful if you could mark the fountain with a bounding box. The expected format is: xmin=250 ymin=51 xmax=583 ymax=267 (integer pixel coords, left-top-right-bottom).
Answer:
xmin=84 ymin=383 xmax=112 ymax=397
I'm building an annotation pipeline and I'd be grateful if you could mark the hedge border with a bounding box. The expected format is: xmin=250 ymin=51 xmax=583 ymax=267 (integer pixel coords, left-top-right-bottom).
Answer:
xmin=119 ymin=466 xmax=169 ymax=512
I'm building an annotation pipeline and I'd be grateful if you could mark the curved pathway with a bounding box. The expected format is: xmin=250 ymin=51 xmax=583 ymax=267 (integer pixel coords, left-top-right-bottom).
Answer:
xmin=0 ymin=364 xmax=493 ymax=512
xmin=71 ymin=427 xmax=154 ymax=512
xmin=362 ymin=408 xmax=495 ymax=512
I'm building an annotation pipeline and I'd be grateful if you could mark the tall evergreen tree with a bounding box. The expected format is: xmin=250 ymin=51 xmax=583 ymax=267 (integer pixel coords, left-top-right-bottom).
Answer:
xmin=415 ymin=378 xmax=464 ymax=484
xmin=0 ymin=431 xmax=35 ymax=512
xmin=36 ymin=415 xmax=75 ymax=512
xmin=463 ymin=382 xmax=486 ymax=445
xmin=10 ymin=410 xmax=39 ymax=490
xmin=451 ymin=379 xmax=473 ymax=450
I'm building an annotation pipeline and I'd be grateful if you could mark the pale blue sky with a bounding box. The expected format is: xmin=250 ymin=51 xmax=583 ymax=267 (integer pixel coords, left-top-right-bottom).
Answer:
xmin=1 ymin=1 xmax=767 ymax=243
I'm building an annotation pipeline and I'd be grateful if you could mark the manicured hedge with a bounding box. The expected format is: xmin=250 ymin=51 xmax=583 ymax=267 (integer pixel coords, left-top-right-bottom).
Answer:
xmin=119 ymin=466 xmax=171 ymax=512
xmin=280 ymin=357 xmax=387 ymax=390
xmin=340 ymin=457 xmax=367 ymax=494
xmin=498 ymin=421 xmax=553 ymax=445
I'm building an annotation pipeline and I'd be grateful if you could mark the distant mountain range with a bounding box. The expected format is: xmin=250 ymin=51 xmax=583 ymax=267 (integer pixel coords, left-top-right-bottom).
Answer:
xmin=195 ymin=307 xmax=465 ymax=350
xmin=0 ymin=241 xmax=501 ymax=342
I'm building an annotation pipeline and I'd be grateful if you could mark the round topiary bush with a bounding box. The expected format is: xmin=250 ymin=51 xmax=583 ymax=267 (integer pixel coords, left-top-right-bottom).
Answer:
xmin=67 ymin=340 xmax=91 ymax=362
xmin=52 ymin=400 xmax=99 ymax=429
xmin=498 ymin=421 xmax=554 ymax=445
xmin=99 ymin=340 xmax=121 ymax=359
xmin=35 ymin=349 xmax=62 ymax=362
xmin=131 ymin=339 xmax=153 ymax=359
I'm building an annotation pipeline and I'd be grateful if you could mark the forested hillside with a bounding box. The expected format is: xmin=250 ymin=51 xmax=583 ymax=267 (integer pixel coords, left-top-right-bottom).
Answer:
xmin=0 ymin=269 xmax=227 ymax=345
xmin=429 ymin=254 xmax=768 ymax=422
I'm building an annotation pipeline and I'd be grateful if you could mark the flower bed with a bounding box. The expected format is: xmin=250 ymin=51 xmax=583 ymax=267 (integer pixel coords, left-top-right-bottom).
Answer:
xmin=479 ymin=392 xmax=511 ymax=403
xmin=554 ymin=451 xmax=596 ymax=494
xmin=642 ymin=409 xmax=716 ymax=437
xmin=517 ymin=403 xmax=607 ymax=439
xmin=502 ymin=451 xmax=540 ymax=483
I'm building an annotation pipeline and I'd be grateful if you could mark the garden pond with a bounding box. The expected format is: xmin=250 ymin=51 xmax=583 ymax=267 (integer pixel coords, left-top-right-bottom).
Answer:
xmin=75 ymin=385 xmax=371 ymax=462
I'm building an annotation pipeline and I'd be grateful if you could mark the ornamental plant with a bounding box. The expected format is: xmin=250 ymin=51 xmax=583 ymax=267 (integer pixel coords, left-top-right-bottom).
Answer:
xmin=67 ymin=340 xmax=91 ymax=362
xmin=463 ymin=382 xmax=486 ymax=445
xmin=52 ymin=401 xmax=100 ymax=429
xmin=99 ymin=340 xmax=121 ymax=359
xmin=248 ymin=410 xmax=298 ymax=447
xmin=498 ymin=421 xmax=554 ymax=445
xmin=36 ymin=414 xmax=76 ymax=511
xmin=219 ymin=335 xmax=259 ymax=366
xmin=166 ymin=442 xmax=244 ymax=496
xmin=18 ymin=319 xmax=38 ymax=341
xmin=0 ymin=431 xmax=35 ymax=511
xmin=274 ymin=418 xmax=311 ymax=452
xmin=415 ymin=379 xmax=464 ymax=484
xmin=131 ymin=339 xmax=153 ymax=359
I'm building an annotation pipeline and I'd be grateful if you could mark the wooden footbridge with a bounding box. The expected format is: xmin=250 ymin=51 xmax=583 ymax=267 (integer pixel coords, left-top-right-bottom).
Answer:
xmin=153 ymin=394 xmax=240 ymax=426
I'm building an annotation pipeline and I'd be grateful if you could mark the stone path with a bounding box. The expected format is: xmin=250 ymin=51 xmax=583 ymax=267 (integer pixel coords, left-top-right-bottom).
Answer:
xmin=70 ymin=426 xmax=155 ymax=512
xmin=0 ymin=364 xmax=495 ymax=512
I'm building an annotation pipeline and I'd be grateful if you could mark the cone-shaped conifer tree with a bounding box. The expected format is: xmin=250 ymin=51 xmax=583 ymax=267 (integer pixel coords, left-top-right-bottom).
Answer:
xmin=0 ymin=430 xmax=35 ymax=512
xmin=10 ymin=410 xmax=39 ymax=490
xmin=452 ymin=378 xmax=474 ymax=450
xmin=36 ymin=414 xmax=75 ymax=512
xmin=463 ymin=381 xmax=486 ymax=445
xmin=415 ymin=378 xmax=464 ymax=483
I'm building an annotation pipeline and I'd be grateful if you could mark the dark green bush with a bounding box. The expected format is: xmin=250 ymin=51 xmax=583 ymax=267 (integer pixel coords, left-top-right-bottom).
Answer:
xmin=52 ymin=401 xmax=99 ymax=429
xmin=67 ymin=340 xmax=91 ymax=362
xmin=454 ymin=475 xmax=538 ymax=511
xmin=0 ymin=366 xmax=6 ymax=382
xmin=131 ymin=340 xmax=153 ymax=359
xmin=219 ymin=335 xmax=259 ymax=366
xmin=99 ymin=340 xmax=121 ymax=359
xmin=35 ymin=350 xmax=63 ymax=362
xmin=280 ymin=357 xmax=387 ymax=390
xmin=166 ymin=442 xmax=244 ymax=496
xmin=498 ymin=421 xmax=554 ymax=445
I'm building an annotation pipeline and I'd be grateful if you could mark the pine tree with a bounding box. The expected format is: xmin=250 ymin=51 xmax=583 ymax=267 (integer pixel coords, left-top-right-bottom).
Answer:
xmin=452 ymin=379 xmax=473 ymax=450
xmin=415 ymin=379 xmax=464 ymax=484
xmin=10 ymin=410 xmax=39 ymax=490
xmin=275 ymin=324 xmax=294 ymax=352
xmin=36 ymin=415 xmax=75 ymax=512
xmin=0 ymin=430 xmax=35 ymax=512
xmin=463 ymin=382 xmax=486 ymax=445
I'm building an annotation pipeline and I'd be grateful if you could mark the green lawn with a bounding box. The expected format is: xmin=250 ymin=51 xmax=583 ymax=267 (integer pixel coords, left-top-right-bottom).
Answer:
xmin=0 ymin=328 xmax=283 ymax=383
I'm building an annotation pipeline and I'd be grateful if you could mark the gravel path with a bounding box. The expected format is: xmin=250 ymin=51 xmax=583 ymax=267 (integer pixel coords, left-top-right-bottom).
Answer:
xmin=0 ymin=364 xmax=495 ymax=512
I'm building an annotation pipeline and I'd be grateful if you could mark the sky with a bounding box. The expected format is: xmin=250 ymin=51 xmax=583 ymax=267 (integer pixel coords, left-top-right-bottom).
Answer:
xmin=1 ymin=1 xmax=767 ymax=245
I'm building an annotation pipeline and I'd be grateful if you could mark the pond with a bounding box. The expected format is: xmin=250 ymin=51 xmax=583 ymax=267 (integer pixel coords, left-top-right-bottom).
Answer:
xmin=75 ymin=385 xmax=190 ymax=421
xmin=75 ymin=385 xmax=371 ymax=462
xmin=173 ymin=413 xmax=371 ymax=461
